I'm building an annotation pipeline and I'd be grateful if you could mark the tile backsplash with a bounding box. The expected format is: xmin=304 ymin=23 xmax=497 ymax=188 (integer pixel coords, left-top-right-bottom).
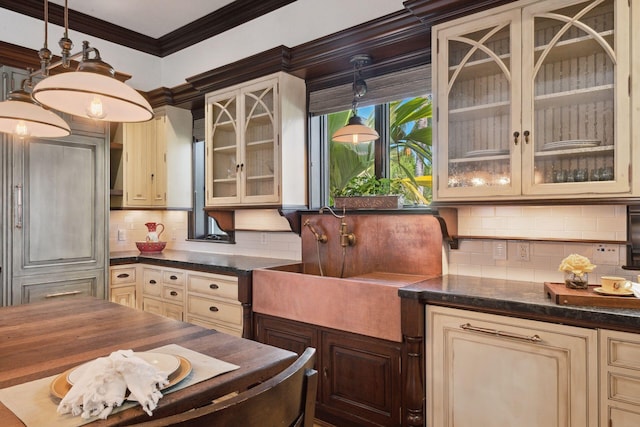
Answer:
xmin=109 ymin=210 xmax=301 ymax=261
xmin=110 ymin=204 xmax=633 ymax=285
xmin=449 ymin=205 xmax=632 ymax=284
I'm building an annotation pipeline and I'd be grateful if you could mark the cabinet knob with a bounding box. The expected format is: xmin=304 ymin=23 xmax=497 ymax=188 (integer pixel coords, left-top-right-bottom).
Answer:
xmin=209 ymin=283 xmax=219 ymax=290
xmin=513 ymin=131 xmax=520 ymax=145
xmin=170 ymin=275 xmax=178 ymax=280
xmin=170 ymin=291 xmax=178 ymax=296
xmin=117 ymin=273 xmax=129 ymax=278
xmin=209 ymin=306 xmax=219 ymax=312
xmin=149 ymin=279 xmax=157 ymax=284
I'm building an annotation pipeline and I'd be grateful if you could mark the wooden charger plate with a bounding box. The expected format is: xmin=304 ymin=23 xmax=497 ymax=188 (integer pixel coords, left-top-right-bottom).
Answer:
xmin=50 ymin=356 xmax=192 ymax=399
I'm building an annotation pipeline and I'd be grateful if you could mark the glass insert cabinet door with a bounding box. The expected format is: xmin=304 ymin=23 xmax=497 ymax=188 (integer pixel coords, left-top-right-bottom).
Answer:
xmin=437 ymin=9 xmax=522 ymax=198
xmin=522 ymin=0 xmax=629 ymax=196
xmin=434 ymin=0 xmax=629 ymax=200
xmin=206 ymin=90 xmax=240 ymax=204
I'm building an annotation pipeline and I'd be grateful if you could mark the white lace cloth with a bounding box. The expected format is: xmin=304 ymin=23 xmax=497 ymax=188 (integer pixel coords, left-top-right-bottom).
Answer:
xmin=57 ymin=350 xmax=169 ymax=420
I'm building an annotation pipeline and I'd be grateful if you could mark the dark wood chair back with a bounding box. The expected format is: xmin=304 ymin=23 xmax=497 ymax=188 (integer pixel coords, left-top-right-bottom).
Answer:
xmin=133 ymin=347 xmax=318 ymax=427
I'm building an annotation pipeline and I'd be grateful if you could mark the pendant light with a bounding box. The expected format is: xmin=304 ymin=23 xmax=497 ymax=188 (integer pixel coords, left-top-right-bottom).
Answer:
xmin=0 ymin=0 xmax=71 ymax=138
xmin=332 ymin=54 xmax=380 ymax=144
xmin=0 ymin=82 xmax=71 ymax=139
xmin=31 ymin=0 xmax=153 ymax=123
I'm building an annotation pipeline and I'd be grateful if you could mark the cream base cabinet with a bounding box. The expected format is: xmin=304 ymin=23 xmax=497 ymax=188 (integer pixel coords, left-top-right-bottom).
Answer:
xmin=204 ymin=71 xmax=306 ymax=208
xmin=186 ymin=272 xmax=242 ymax=337
xmin=141 ymin=266 xmax=185 ymax=321
xmin=600 ymin=329 xmax=640 ymax=427
xmin=109 ymin=265 xmax=138 ymax=309
xmin=122 ymin=105 xmax=192 ymax=208
xmin=427 ymin=306 xmax=597 ymax=427
xmin=433 ymin=0 xmax=631 ymax=201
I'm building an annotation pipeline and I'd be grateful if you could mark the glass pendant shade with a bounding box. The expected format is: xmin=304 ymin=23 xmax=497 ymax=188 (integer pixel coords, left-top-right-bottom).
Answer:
xmin=32 ymin=59 xmax=153 ymax=123
xmin=0 ymin=90 xmax=70 ymax=138
xmin=332 ymin=114 xmax=379 ymax=144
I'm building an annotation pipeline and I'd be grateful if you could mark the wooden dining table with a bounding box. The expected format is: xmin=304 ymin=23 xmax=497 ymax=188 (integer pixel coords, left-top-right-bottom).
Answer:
xmin=0 ymin=297 xmax=297 ymax=426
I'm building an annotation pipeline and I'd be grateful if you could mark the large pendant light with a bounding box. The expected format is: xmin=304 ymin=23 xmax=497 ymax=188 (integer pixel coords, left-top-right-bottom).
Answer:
xmin=0 ymin=86 xmax=70 ymax=138
xmin=332 ymin=54 xmax=380 ymax=144
xmin=32 ymin=1 xmax=152 ymax=123
xmin=33 ymin=41 xmax=153 ymax=122
xmin=0 ymin=0 xmax=71 ymax=139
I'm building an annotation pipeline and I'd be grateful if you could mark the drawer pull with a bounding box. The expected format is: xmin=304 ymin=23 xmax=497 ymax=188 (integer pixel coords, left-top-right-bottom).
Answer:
xmin=209 ymin=306 xmax=219 ymax=312
xmin=209 ymin=284 xmax=219 ymax=290
xmin=116 ymin=273 xmax=130 ymax=279
xmin=170 ymin=291 xmax=178 ymax=296
xmin=460 ymin=323 xmax=542 ymax=343
xmin=45 ymin=290 xmax=81 ymax=298
xmin=149 ymin=279 xmax=157 ymax=284
xmin=169 ymin=275 xmax=178 ymax=280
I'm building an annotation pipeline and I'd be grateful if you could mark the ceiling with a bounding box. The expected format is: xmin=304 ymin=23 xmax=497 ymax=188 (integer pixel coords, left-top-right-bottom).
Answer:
xmin=0 ymin=0 xmax=297 ymax=56
xmin=48 ymin=0 xmax=237 ymax=39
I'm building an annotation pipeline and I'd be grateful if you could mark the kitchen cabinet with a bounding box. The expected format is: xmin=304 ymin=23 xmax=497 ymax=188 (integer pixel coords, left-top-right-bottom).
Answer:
xmin=185 ymin=271 xmax=243 ymax=337
xmin=600 ymin=329 xmax=640 ymax=427
xmin=426 ymin=305 xmax=597 ymax=427
xmin=1 ymin=64 xmax=108 ymax=305
xmin=119 ymin=105 xmax=192 ymax=209
xmin=254 ymin=313 xmax=402 ymax=427
xmin=433 ymin=0 xmax=631 ymax=200
xmin=141 ymin=266 xmax=185 ymax=321
xmin=204 ymin=71 xmax=306 ymax=208
xmin=109 ymin=264 xmax=138 ymax=309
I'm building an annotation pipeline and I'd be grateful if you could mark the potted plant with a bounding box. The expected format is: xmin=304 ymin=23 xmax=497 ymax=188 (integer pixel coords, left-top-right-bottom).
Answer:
xmin=332 ymin=175 xmax=404 ymax=209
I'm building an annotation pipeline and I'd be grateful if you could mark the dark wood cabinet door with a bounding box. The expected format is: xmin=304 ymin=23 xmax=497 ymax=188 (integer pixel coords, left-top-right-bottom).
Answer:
xmin=321 ymin=331 xmax=401 ymax=427
xmin=254 ymin=313 xmax=319 ymax=357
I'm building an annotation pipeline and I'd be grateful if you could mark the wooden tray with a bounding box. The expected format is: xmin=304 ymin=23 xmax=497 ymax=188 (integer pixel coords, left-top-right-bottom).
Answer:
xmin=544 ymin=282 xmax=640 ymax=309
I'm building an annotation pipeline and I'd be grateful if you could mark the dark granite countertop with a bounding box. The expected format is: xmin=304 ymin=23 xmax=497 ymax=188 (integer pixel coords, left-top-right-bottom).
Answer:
xmin=110 ymin=249 xmax=298 ymax=276
xmin=399 ymin=275 xmax=640 ymax=333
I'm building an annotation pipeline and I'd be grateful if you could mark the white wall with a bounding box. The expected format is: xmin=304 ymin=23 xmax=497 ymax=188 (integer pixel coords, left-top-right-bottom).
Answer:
xmin=0 ymin=0 xmax=406 ymax=91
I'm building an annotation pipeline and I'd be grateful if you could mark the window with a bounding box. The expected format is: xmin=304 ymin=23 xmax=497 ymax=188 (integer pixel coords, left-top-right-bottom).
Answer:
xmin=189 ymin=139 xmax=234 ymax=243
xmin=308 ymin=65 xmax=432 ymax=209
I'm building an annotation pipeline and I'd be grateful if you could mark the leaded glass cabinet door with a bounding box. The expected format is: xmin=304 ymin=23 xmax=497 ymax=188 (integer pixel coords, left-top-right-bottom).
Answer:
xmin=205 ymin=89 xmax=241 ymax=206
xmin=522 ymin=0 xmax=630 ymax=195
xmin=239 ymin=78 xmax=279 ymax=204
xmin=435 ymin=9 xmax=522 ymax=199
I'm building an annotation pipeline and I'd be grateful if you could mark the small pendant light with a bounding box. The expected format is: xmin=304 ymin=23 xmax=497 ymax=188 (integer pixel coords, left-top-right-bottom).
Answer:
xmin=332 ymin=54 xmax=380 ymax=144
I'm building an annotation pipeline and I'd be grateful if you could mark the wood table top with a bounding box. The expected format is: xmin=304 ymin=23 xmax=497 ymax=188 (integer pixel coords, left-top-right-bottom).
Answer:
xmin=0 ymin=297 xmax=296 ymax=426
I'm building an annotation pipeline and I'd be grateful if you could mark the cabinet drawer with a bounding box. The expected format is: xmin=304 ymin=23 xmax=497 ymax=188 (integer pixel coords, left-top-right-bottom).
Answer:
xmin=605 ymin=332 xmax=640 ymax=370
xmin=22 ymin=279 xmax=96 ymax=303
xmin=110 ymin=267 xmax=136 ymax=285
xmin=187 ymin=295 xmax=242 ymax=326
xmin=163 ymin=270 xmax=185 ymax=286
xmin=609 ymin=372 xmax=640 ymax=406
xmin=186 ymin=315 xmax=242 ymax=337
xmin=142 ymin=297 xmax=163 ymax=316
xmin=188 ymin=273 xmax=238 ymax=300
xmin=142 ymin=268 xmax=162 ymax=297
xmin=163 ymin=286 xmax=184 ymax=303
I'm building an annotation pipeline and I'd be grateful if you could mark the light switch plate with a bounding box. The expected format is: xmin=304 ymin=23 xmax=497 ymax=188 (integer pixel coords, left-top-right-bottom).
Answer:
xmin=492 ymin=240 xmax=507 ymax=260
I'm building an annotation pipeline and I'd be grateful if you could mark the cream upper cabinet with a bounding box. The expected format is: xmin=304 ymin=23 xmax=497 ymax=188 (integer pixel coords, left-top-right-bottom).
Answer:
xmin=427 ymin=305 xmax=598 ymax=427
xmin=204 ymin=72 xmax=306 ymax=207
xmin=433 ymin=0 xmax=630 ymax=200
xmin=122 ymin=105 xmax=192 ymax=208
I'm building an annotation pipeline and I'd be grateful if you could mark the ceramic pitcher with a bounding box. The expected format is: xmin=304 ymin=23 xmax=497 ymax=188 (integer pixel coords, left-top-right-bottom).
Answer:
xmin=144 ymin=222 xmax=164 ymax=242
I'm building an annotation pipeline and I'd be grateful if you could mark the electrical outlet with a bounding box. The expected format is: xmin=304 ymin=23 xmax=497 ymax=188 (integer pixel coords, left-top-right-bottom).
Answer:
xmin=516 ymin=241 xmax=530 ymax=261
xmin=492 ymin=240 xmax=507 ymax=260
xmin=117 ymin=229 xmax=126 ymax=241
xmin=593 ymin=244 xmax=619 ymax=265
xmin=260 ymin=232 xmax=267 ymax=245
